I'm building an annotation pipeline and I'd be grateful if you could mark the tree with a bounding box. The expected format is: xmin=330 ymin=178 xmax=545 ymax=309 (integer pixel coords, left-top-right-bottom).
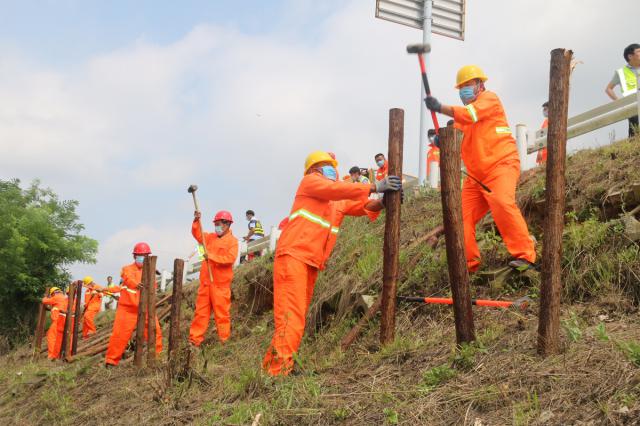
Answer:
xmin=0 ymin=179 xmax=98 ymax=344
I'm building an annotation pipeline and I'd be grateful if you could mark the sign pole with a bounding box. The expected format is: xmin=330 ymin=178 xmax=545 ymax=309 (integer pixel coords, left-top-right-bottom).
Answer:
xmin=418 ymin=0 xmax=433 ymax=186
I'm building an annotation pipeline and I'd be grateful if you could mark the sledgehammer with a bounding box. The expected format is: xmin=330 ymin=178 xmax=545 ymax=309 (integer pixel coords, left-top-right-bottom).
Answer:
xmin=187 ymin=184 xmax=214 ymax=282
xmin=398 ymin=295 xmax=532 ymax=311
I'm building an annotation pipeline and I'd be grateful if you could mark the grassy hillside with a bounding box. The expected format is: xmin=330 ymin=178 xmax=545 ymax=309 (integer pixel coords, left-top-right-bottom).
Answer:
xmin=1 ymin=138 xmax=639 ymax=425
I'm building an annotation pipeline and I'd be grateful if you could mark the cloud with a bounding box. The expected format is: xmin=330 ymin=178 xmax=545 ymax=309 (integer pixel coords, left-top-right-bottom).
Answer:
xmin=0 ymin=0 xmax=636 ymax=279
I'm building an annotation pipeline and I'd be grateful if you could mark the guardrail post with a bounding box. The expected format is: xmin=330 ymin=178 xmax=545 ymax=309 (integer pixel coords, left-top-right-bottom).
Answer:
xmin=439 ymin=123 xmax=475 ymax=344
xmin=515 ymin=124 xmax=528 ymax=169
xmin=538 ymin=48 xmax=573 ymax=356
xmin=380 ymin=108 xmax=403 ymax=345
xmin=428 ymin=161 xmax=439 ymax=189
xmin=269 ymin=226 xmax=279 ymax=252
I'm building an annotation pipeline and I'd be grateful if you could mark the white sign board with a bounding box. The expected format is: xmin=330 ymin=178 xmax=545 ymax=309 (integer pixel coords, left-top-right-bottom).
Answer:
xmin=375 ymin=0 xmax=465 ymax=41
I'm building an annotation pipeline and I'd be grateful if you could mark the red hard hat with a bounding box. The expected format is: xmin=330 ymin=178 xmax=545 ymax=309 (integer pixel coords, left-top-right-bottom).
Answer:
xmin=213 ymin=210 xmax=233 ymax=223
xmin=132 ymin=242 xmax=152 ymax=255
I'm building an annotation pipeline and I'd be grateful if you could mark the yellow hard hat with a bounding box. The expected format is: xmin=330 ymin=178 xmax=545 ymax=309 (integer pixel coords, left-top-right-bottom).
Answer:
xmin=83 ymin=276 xmax=94 ymax=285
xmin=455 ymin=65 xmax=488 ymax=88
xmin=304 ymin=151 xmax=338 ymax=173
xmin=49 ymin=287 xmax=62 ymax=296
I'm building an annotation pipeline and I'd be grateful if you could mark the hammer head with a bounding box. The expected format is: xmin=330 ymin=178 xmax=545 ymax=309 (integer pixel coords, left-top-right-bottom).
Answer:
xmin=187 ymin=184 xmax=198 ymax=193
xmin=406 ymin=43 xmax=432 ymax=54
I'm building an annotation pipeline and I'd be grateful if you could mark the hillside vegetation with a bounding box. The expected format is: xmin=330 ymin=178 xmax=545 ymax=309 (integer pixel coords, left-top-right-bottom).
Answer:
xmin=1 ymin=137 xmax=639 ymax=425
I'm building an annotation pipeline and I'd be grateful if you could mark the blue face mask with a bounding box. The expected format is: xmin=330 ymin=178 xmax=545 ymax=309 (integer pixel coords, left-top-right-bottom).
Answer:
xmin=459 ymin=86 xmax=476 ymax=104
xmin=320 ymin=165 xmax=337 ymax=181
xmin=376 ymin=160 xmax=385 ymax=168
xmin=215 ymin=225 xmax=225 ymax=236
xmin=135 ymin=255 xmax=145 ymax=265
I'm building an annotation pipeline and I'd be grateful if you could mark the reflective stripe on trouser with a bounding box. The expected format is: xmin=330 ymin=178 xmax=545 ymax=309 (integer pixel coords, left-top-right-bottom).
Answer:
xmin=188 ymin=279 xmax=232 ymax=346
xmin=262 ymin=255 xmax=318 ymax=376
xmin=82 ymin=309 xmax=99 ymax=339
xmin=462 ymin=160 xmax=536 ymax=272
xmin=105 ymin=304 xmax=162 ymax=365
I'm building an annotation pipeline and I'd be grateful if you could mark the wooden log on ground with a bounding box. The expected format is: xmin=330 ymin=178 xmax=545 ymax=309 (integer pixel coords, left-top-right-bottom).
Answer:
xmin=341 ymin=298 xmax=382 ymax=351
xmin=147 ymin=256 xmax=158 ymax=367
xmin=538 ymin=48 xmax=573 ymax=356
xmin=380 ymin=108 xmax=404 ymax=345
xmin=439 ymin=124 xmax=475 ymax=344
xmin=32 ymin=287 xmax=50 ymax=358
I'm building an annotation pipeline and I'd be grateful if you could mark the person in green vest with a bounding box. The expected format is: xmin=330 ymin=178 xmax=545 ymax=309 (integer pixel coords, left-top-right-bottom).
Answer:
xmin=243 ymin=209 xmax=265 ymax=261
xmin=605 ymin=43 xmax=639 ymax=137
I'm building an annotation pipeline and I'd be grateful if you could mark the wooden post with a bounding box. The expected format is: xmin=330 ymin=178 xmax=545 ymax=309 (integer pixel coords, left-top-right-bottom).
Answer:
xmin=146 ymin=255 xmax=158 ymax=366
xmin=71 ymin=281 xmax=83 ymax=355
xmin=538 ymin=48 xmax=573 ymax=356
xmin=32 ymin=287 xmax=50 ymax=357
xmin=61 ymin=281 xmax=77 ymax=361
xmin=168 ymin=258 xmax=184 ymax=359
xmin=134 ymin=259 xmax=150 ymax=368
xmin=380 ymin=108 xmax=404 ymax=345
xmin=439 ymin=124 xmax=475 ymax=344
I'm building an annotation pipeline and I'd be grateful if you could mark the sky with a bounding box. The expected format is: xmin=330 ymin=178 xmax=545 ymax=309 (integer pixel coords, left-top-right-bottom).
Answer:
xmin=0 ymin=0 xmax=637 ymax=282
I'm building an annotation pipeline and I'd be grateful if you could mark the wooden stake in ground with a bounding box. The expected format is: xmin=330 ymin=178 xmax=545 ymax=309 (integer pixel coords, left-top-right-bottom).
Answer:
xmin=146 ymin=255 xmax=158 ymax=366
xmin=439 ymin=124 xmax=475 ymax=344
xmin=380 ymin=108 xmax=404 ymax=345
xmin=32 ymin=287 xmax=50 ymax=358
xmin=134 ymin=258 xmax=150 ymax=368
xmin=538 ymin=48 xmax=573 ymax=356
xmin=71 ymin=282 xmax=83 ymax=355
xmin=168 ymin=258 xmax=184 ymax=359
xmin=61 ymin=281 xmax=77 ymax=361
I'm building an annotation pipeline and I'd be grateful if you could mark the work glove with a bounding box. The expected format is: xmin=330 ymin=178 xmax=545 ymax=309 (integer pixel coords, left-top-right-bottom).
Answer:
xmin=375 ymin=175 xmax=402 ymax=193
xmin=425 ymin=96 xmax=442 ymax=113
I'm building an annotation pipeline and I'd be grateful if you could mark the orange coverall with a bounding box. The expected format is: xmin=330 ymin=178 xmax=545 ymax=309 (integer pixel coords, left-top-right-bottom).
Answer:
xmin=536 ymin=118 xmax=549 ymax=165
xmin=105 ymin=263 xmax=162 ymax=366
xmin=375 ymin=163 xmax=388 ymax=181
xmin=262 ymin=173 xmax=377 ymax=376
xmin=452 ymin=90 xmax=536 ymax=272
xmin=189 ymin=222 xmax=239 ymax=346
xmin=82 ymin=285 xmax=103 ymax=339
xmin=41 ymin=293 xmax=68 ymax=359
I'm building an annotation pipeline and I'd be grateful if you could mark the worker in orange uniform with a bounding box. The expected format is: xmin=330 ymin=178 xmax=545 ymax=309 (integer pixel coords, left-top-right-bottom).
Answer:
xmin=262 ymin=151 xmax=401 ymax=376
xmin=426 ymin=129 xmax=440 ymax=180
xmin=81 ymin=276 xmax=103 ymax=339
xmin=374 ymin=153 xmax=388 ymax=181
xmin=189 ymin=210 xmax=239 ymax=346
xmin=425 ymin=65 xmax=536 ymax=272
xmin=104 ymin=242 xmax=162 ymax=366
xmin=41 ymin=287 xmax=67 ymax=360
xmin=536 ymin=101 xmax=549 ymax=165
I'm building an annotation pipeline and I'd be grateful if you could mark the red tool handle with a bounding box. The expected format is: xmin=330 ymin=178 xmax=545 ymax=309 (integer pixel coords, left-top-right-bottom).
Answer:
xmin=417 ymin=54 xmax=440 ymax=134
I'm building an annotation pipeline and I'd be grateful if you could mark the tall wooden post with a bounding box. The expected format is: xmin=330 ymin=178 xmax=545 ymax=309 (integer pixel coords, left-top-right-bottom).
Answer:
xmin=61 ymin=281 xmax=77 ymax=361
xmin=380 ymin=108 xmax=404 ymax=345
xmin=147 ymin=256 xmax=158 ymax=366
xmin=439 ymin=124 xmax=475 ymax=344
xmin=71 ymin=282 xmax=83 ymax=355
xmin=32 ymin=287 xmax=50 ymax=357
xmin=168 ymin=258 xmax=184 ymax=359
xmin=538 ymin=49 xmax=573 ymax=356
xmin=134 ymin=258 xmax=150 ymax=367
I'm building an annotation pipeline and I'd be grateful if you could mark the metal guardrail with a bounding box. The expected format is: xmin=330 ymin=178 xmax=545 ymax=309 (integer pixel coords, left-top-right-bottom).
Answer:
xmin=526 ymin=94 xmax=639 ymax=154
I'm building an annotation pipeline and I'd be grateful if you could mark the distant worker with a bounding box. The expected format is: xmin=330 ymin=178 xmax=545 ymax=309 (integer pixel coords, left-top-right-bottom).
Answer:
xmin=243 ymin=209 xmax=265 ymax=261
xmin=102 ymin=275 xmax=119 ymax=311
xmin=425 ymin=65 xmax=536 ymax=272
xmin=536 ymin=102 xmax=549 ymax=165
xmin=104 ymin=242 xmax=162 ymax=366
xmin=349 ymin=166 xmax=370 ymax=184
xmin=426 ymin=129 xmax=440 ymax=181
xmin=605 ymin=43 xmax=640 ymax=137
xmin=81 ymin=276 xmax=103 ymax=339
xmin=262 ymin=151 xmax=401 ymax=376
xmin=189 ymin=210 xmax=239 ymax=347
xmin=374 ymin=153 xmax=388 ymax=181
xmin=41 ymin=287 xmax=67 ymax=360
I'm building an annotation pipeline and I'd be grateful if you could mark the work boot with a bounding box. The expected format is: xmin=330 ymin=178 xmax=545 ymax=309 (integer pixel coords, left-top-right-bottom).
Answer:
xmin=508 ymin=258 xmax=536 ymax=272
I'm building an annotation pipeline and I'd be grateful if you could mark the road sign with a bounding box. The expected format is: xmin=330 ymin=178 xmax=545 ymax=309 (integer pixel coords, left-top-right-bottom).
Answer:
xmin=375 ymin=0 xmax=465 ymax=41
